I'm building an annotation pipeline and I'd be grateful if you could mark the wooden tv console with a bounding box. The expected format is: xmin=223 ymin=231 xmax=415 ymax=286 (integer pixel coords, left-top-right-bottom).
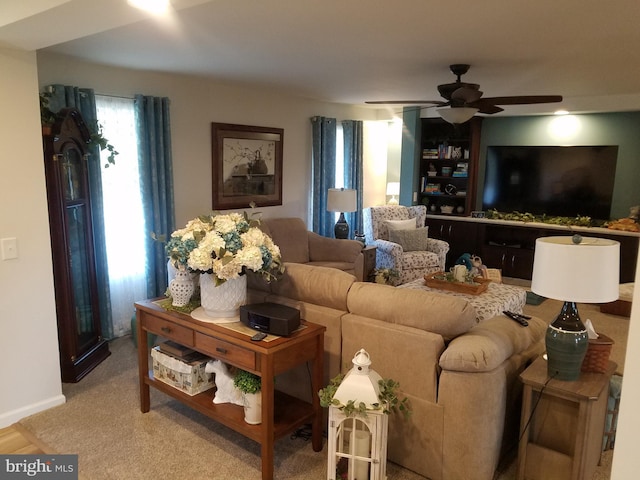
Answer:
xmin=135 ymin=299 xmax=325 ymax=480
xmin=426 ymin=215 xmax=639 ymax=283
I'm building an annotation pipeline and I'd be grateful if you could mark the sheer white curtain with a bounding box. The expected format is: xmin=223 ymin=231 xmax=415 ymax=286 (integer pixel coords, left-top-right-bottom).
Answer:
xmin=96 ymin=95 xmax=148 ymax=337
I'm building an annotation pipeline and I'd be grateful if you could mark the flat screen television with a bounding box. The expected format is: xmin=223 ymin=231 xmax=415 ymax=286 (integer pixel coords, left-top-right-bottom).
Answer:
xmin=482 ymin=145 xmax=618 ymax=221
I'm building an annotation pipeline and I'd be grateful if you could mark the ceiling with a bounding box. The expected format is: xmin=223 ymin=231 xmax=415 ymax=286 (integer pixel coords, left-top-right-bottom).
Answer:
xmin=3 ymin=0 xmax=640 ymax=117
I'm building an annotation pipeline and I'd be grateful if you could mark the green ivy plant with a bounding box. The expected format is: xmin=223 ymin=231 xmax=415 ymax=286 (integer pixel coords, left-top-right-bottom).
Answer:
xmin=39 ymin=91 xmax=119 ymax=168
xmin=233 ymin=369 xmax=261 ymax=394
xmin=39 ymin=90 xmax=57 ymax=127
xmin=318 ymin=373 xmax=411 ymax=420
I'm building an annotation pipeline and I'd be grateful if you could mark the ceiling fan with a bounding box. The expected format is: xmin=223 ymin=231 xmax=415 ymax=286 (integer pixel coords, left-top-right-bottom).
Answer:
xmin=366 ymin=64 xmax=563 ymax=123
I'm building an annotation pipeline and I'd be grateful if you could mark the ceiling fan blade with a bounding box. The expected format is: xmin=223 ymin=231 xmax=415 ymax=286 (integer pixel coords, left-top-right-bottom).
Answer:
xmin=451 ymin=87 xmax=483 ymax=103
xmin=474 ymin=95 xmax=563 ymax=106
xmin=365 ymin=100 xmax=447 ymax=106
xmin=476 ymin=104 xmax=504 ymax=114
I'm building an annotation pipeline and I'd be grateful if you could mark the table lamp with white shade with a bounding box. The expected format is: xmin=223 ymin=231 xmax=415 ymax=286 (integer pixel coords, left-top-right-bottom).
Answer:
xmin=327 ymin=188 xmax=357 ymax=239
xmin=531 ymin=236 xmax=620 ymax=381
xmin=386 ymin=182 xmax=400 ymax=205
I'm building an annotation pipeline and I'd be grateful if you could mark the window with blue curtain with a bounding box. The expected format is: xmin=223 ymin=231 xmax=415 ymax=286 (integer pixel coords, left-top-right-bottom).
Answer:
xmin=95 ymin=95 xmax=148 ymax=337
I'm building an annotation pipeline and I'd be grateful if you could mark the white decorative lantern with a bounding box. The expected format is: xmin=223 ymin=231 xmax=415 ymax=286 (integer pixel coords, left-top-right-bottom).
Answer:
xmin=327 ymin=349 xmax=389 ymax=480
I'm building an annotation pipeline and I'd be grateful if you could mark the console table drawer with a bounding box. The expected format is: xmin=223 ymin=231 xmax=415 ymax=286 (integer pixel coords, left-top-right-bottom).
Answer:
xmin=195 ymin=332 xmax=256 ymax=370
xmin=143 ymin=314 xmax=194 ymax=346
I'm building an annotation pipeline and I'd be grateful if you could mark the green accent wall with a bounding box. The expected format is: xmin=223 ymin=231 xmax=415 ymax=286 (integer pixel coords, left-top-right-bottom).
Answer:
xmin=477 ymin=112 xmax=640 ymax=219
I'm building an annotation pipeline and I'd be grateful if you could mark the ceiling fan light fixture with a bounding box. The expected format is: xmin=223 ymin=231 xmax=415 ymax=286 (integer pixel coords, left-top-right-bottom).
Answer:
xmin=437 ymin=107 xmax=479 ymax=124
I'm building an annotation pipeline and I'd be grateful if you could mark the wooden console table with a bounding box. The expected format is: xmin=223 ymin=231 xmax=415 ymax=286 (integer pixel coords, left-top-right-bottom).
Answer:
xmin=517 ymin=356 xmax=615 ymax=480
xmin=135 ymin=299 xmax=325 ymax=480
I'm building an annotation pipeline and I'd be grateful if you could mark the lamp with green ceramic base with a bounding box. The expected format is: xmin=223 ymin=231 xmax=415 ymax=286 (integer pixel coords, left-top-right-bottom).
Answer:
xmin=531 ymin=236 xmax=619 ymax=381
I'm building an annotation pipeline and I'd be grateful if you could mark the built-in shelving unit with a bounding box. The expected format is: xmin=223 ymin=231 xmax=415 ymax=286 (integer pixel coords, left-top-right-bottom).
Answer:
xmin=418 ymin=117 xmax=482 ymax=216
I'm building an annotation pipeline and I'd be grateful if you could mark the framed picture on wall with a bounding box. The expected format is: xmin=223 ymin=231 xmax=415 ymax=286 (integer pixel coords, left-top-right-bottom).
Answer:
xmin=211 ymin=122 xmax=284 ymax=210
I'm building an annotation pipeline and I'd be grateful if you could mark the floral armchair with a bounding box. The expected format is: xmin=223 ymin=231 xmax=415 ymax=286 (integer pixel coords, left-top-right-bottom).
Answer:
xmin=363 ymin=205 xmax=449 ymax=286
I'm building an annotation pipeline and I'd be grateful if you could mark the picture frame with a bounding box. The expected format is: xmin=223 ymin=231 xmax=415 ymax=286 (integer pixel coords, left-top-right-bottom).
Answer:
xmin=211 ymin=122 xmax=284 ymax=210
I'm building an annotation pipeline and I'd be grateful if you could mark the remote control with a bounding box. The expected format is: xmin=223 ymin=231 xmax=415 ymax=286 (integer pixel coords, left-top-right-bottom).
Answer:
xmin=503 ymin=310 xmax=529 ymax=326
xmin=251 ymin=331 xmax=268 ymax=341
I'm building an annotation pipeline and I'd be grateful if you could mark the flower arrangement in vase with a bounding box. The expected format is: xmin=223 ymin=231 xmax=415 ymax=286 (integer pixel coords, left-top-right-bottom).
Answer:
xmin=165 ymin=209 xmax=284 ymax=317
xmin=166 ymin=210 xmax=283 ymax=282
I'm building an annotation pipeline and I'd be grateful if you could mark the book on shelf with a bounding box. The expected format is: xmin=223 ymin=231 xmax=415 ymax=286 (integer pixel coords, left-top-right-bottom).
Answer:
xmin=159 ymin=340 xmax=197 ymax=359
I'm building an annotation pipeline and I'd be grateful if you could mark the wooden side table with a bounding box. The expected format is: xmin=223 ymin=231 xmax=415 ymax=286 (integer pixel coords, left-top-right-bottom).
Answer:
xmin=362 ymin=245 xmax=377 ymax=282
xmin=135 ymin=299 xmax=325 ymax=480
xmin=517 ymin=356 xmax=615 ymax=480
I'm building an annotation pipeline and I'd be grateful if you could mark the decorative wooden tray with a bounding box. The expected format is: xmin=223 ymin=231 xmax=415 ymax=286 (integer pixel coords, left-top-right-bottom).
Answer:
xmin=424 ymin=272 xmax=491 ymax=295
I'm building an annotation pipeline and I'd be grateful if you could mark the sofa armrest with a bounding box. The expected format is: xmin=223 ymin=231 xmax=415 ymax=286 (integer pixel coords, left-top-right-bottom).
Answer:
xmin=439 ymin=315 xmax=546 ymax=373
xmin=308 ymin=232 xmax=364 ymax=262
xmin=425 ymin=237 xmax=449 ymax=271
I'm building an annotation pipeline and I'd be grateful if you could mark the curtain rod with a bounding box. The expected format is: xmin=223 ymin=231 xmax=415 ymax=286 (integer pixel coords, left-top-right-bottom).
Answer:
xmin=96 ymin=93 xmax=135 ymax=100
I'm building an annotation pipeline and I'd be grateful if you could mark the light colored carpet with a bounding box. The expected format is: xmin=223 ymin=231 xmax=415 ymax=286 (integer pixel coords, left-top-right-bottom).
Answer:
xmin=18 ymin=291 xmax=625 ymax=480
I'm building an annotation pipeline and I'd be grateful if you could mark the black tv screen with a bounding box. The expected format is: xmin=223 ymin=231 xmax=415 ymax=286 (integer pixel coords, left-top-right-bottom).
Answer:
xmin=482 ymin=145 xmax=618 ymax=221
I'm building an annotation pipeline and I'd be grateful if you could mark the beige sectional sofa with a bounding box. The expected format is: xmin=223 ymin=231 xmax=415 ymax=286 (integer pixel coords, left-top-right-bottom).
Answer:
xmin=248 ymin=263 xmax=546 ymax=480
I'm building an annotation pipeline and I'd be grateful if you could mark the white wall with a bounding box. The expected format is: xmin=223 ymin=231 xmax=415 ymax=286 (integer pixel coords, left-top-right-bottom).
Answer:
xmin=611 ymin=252 xmax=640 ymax=477
xmin=36 ymin=52 xmax=385 ymax=228
xmin=0 ymin=47 xmax=65 ymax=427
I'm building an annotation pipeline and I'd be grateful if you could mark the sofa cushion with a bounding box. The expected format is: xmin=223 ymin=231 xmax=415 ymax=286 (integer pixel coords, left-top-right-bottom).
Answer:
xmin=385 ymin=218 xmax=416 ymax=232
xmin=389 ymin=227 xmax=429 ymax=252
xmin=269 ymin=262 xmax=354 ymax=311
xmin=259 ymin=218 xmax=310 ymax=263
xmin=347 ymin=282 xmax=477 ymax=340
xmin=439 ymin=315 xmax=547 ymax=372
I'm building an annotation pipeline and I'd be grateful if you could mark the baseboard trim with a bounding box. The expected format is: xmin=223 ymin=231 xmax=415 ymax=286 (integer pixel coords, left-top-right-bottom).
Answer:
xmin=0 ymin=394 xmax=66 ymax=428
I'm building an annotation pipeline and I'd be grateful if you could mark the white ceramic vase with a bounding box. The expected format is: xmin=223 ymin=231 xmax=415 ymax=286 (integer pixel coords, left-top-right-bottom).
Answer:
xmin=169 ymin=268 xmax=195 ymax=307
xmin=242 ymin=391 xmax=262 ymax=425
xmin=199 ymin=274 xmax=247 ymax=318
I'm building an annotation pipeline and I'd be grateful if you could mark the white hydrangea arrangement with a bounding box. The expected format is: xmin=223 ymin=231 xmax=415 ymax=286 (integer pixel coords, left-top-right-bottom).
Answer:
xmin=166 ymin=210 xmax=283 ymax=285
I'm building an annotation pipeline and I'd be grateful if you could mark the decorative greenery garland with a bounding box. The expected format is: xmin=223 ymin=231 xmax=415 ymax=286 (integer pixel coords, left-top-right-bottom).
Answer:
xmin=484 ymin=209 xmax=604 ymax=227
xmin=318 ymin=373 xmax=411 ymax=419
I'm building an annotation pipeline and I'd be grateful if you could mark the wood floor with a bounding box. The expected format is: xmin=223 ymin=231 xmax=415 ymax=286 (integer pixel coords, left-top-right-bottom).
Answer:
xmin=0 ymin=423 xmax=55 ymax=454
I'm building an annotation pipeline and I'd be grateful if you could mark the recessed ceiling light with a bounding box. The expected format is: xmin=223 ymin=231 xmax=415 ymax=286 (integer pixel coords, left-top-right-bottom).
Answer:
xmin=128 ymin=0 xmax=170 ymax=14
xmin=554 ymin=109 xmax=569 ymax=115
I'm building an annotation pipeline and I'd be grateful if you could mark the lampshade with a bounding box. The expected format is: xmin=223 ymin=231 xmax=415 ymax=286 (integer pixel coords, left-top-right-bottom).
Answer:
xmin=386 ymin=182 xmax=400 ymax=196
xmin=531 ymin=236 xmax=620 ymax=303
xmin=327 ymin=188 xmax=357 ymax=213
xmin=386 ymin=182 xmax=400 ymax=205
xmin=531 ymin=236 xmax=620 ymax=381
xmin=437 ymin=107 xmax=478 ymax=124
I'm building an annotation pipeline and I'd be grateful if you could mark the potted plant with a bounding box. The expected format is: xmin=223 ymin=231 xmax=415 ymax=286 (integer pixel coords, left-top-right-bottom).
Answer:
xmin=39 ymin=90 xmax=119 ymax=167
xmin=39 ymin=90 xmax=57 ymax=134
xmin=233 ymin=369 xmax=262 ymax=424
xmin=373 ymin=268 xmax=399 ymax=285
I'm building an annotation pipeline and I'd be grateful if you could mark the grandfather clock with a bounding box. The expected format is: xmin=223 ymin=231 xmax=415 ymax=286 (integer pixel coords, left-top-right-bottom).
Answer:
xmin=43 ymin=108 xmax=110 ymax=382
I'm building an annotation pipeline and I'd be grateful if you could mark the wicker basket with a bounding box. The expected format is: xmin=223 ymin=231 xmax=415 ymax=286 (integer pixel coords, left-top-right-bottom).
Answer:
xmin=581 ymin=333 xmax=614 ymax=373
